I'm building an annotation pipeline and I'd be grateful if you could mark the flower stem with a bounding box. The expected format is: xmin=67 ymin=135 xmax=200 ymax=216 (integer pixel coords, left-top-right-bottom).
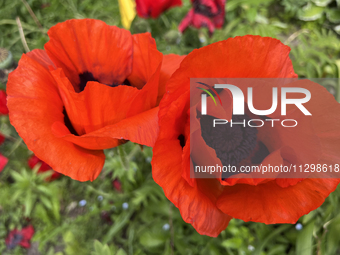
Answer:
xmin=118 ymin=145 xmax=128 ymax=170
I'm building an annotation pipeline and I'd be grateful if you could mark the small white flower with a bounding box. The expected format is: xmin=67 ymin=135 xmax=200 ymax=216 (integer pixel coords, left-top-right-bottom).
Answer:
xmin=122 ymin=202 xmax=129 ymax=210
xmin=79 ymin=200 xmax=87 ymax=207
xmin=199 ymin=37 xmax=206 ymax=43
xmin=295 ymin=223 xmax=303 ymax=231
xmin=97 ymin=195 xmax=103 ymax=201
xmin=162 ymin=223 xmax=170 ymax=231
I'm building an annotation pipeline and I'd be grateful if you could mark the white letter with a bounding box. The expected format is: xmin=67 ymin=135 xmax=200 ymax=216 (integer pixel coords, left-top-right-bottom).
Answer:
xmin=248 ymin=119 xmax=264 ymax=127
xmin=201 ymin=93 xmax=207 ymax=115
xmin=281 ymin=88 xmax=311 ymax=115
xmin=248 ymin=87 xmax=277 ymax=115
xmin=281 ymin=119 xmax=298 ymax=127
xmin=265 ymin=119 xmax=280 ymax=127
xmin=213 ymin=119 xmax=228 ymax=127
xmin=230 ymin=119 xmax=245 ymax=127
xmin=214 ymin=84 xmax=244 ymax=115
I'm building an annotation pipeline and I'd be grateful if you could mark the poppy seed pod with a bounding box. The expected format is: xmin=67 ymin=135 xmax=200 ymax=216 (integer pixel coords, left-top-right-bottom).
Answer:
xmin=0 ymin=48 xmax=13 ymax=69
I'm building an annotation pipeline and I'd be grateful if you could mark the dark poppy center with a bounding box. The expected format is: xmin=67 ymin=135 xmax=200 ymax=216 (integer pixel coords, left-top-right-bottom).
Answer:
xmin=0 ymin=48 xmax=9 ymax=62
xmin=251 ymin=141 xmax=270 ymax=164
xmin=200 ymin=114 xmax=258 ymax=167
xmin=178 ymin=134 xmax=186 ymax=148
xmin=7 ymin=233 xmax=23 ymax=249
xmin=78 ymin=71 xmax=131 ymax=92
xmin=63 ymin=108 xmax=79 ymax=136
xmin=193 ymin=0 xmax=220 ymax=17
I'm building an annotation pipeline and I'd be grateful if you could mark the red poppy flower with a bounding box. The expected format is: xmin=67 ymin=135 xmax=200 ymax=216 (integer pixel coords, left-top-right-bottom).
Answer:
xmin=5 ymin=225 xmax=34 ymax=249
xmin=101 ymin=211 xmax=113 ymax=225
xmin=0 ymin=90 xmax=9 ymax=172
xmin=0 ymin=133 xmax=8 ymax=172
xmin=0 ymin=153 xmax=8 ymax=172
xmin=152 ymin=35 xmax=340 ymax=237
xmin=179 ymin=0 xmax=226 ymax=35
xmin=136 ymin=0 xmax=182 ymax=18
xmin=0 ymin=90 xmax=8 ymax=115
xmin=7 ymin=19 xmax=184 ymax=182
xmin=28 ymin=155 xmax=61 ymax=181
xmin=112 ymin=179 xmax=122 ymax=192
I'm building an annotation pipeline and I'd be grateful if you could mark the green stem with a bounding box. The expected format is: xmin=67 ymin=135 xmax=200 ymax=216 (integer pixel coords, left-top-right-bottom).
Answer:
xmin=127 ymin=144 xmax=140 ymax=161
xmin=335 ymin=60 xmax=340 ymax=103
xmin=118 ymin=145 xmax=128 ymax=170
xmin=253 ymin=224 xmax=291 ymax=255
xmin=6 ymin=137 xmax=22 ymax=157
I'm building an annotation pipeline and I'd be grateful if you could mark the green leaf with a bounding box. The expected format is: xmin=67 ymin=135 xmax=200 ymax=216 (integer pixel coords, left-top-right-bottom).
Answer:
xmin=36 ymin=185 xmax=53 ymax=197
xmin=46 ymin=247 xmax=54 ymax=255
xmin=103 ymin=246 xmax=112 ymax=255
xmin=327 ymin=9 xmax=340 ymax=23
xmin=246 ymin=8 xmax=257 ymax=23
xmin=11 ymin=189 xmax=23 ymax=202
xmin=102 ymin=211 xmax=133 ymax=243
xmin=253 ymin=225 xmax=291 ymax=255
xmin=324 ymin=215 xmax=340 ymax=255
xmin=40 ymin=195 xmax=53 ymax=210
xmin=94 ymin=240 xmax=102 ymax=253
xmin=11 ymin=171 xmax=24 ymax=182
xmin=312 ymin=0 xmax=332 ymax=7
xmin=298 ymin=4 xmax=324 ymax=21
xmin=116 ymin=249 xmax=127 ymax=255
xmin=335 ymin=25 xmax=340 ymax=35
xmin=24 ymin=190 xmax=35 ymax=217
xmin=221 ymin=237 xmax=243 ymax=249
xmin=302 ymin=211 xmax=317 ymax=225
xmin=139 ymin=231 xmax=165 ymax=248
xmin=296 ymin=221 xmax=315 ymax=255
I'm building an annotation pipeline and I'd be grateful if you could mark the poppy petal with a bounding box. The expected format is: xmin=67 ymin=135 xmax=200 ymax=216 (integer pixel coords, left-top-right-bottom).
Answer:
xmin=152 ymin=139 xmax=231 ymax=237
xmin=179 ymin=9 xmax=194 ymax=33
xmin=212 ymin=0 xmax=225 ymax=28
xmin=216 ymin=178 xmax=339 ymax=224
xmin=178 ymin=35 xmax=297 ymax=78
xmin=0 ymin=90 xmax=8 ymax=115
xmin=158 ymin=54 xmax=186 ymax=102
xmin=0 ymin=133 xmax=5 ymax=145
xmin=7 ymin=54 xmax=105 ymax=181
xmin=153 ymin=88 xmax=230 ymax=236
xmin=28 ymin=155 xmax=61 ymax=181
xmin=20 ymin=225 xmax=34 ymax=240
xmin=0 ymin=153 xmax=8 ymax=172
xmin=26 ymin=49 xmax=55 ymax=70
xmin=136 ymin=0 xmax=182 ymax=18
xmin=45 ymin=19 xmax=133 ymax=89
xmin=53 ymin=69 xmax=142 ymax=135
xmin=52 ymin=107 xmax=159 ymax=149
xmin=192 ymin=12 xmax=215 ymax=34
xmin=199 ymin=0 xmax=219 ymax=14
xmin=127 ymin=33 xmax=163 ymax=90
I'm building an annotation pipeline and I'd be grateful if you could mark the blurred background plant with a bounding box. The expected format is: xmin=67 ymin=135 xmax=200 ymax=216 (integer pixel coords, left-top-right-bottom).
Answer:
xmin=1 ymin=0 xmax=340 ymax=254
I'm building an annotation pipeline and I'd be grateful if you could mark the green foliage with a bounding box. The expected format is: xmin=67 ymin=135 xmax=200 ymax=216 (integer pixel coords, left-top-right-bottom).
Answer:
xmin=290 ymin=29 xmax=340 ymax=78
xmin=10 ymin=167 xmax=60 ymax=219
